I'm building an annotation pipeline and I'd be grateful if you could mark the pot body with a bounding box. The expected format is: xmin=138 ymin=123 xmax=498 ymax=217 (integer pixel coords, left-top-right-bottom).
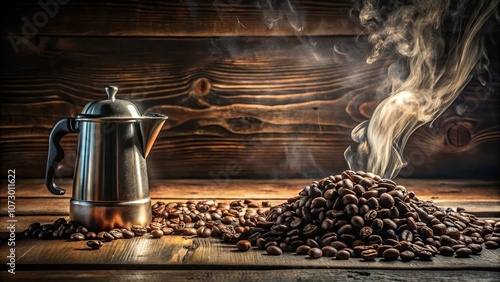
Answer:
xmin=70 ymin=120 xmax=151 ymax=231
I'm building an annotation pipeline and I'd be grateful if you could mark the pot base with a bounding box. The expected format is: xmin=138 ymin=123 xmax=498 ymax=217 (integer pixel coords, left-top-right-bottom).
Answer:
xmin=70 ymin=198 xmax=152 ymax=231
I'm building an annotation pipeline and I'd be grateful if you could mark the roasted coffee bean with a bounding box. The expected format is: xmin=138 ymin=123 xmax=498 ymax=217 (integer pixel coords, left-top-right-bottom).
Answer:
xmin=400 ymin=250 xmax=416 ymax=262
xmin=367 ymin=197 xmax=379 ymax=210
xmin=86 ymin=231 xmax=97 ymax=239
xmin=236 ymin=240 xmax=252 ymax=252
xmin=379 ymin=193 xmax=395 ymax=208
xmin=122 ymin=230 xmax=135 ymax=239
xmin=343 ymin=194 xmax=358 ymax=205
xmin=335 ymin=250 xmax=350 ymax=260
xmin=407 ymin=217 xmax=417 ymax=231
xmin=321 ymin=246 xmax=337 ymax=257
xmin=361 ymin=249 xmax=378 ymax=261
xmin=371 ymin=218 xmax=384 ymax=233
xmin=345 ymin=204 xmax=359 ymax=215
xmin=182 ymin=227 xmax=197 ymax=235
xmin=485 ymin=241 xmax=499 ymax=249
xmin=296 ymin=245 xmax=311 ymax=255
xmin=196 ymin=226 xmax=212 ymax=237
xmin=455 ymin=247 xmax=472 ymax=258
xmin=109 ymin=229 xmax=124 ymax=239
xmin=446 ymin=227 xmax=461 ymax=240
xmin=38 ymin=230 xmax=52 ymax=240
xmin=382 ymin=248 xmax=399 ymax=260
xmin=331 ymin=241 xmax=348 ymax=250
xmin=306 ymin=238 xmax=320 ymax=248
xmin=131 ymin=225 xmax=148 ymax=236
xmin=54 ymin=218 xmax=67 ymax=228
xmin=266 ymin=246 xmax=283 ymax=256
xmin=151 ymin=229 xmax=164 ymax=238
xmin=432 ymin=223 xmax=446 ymax=236
xmin=87 ymin=240 xmax=103 ymax=250
xmin=52 ymin=228 xmax=64 ymax=239
xmin=103 ymin=232 xmax=115 ymax=242
xmin=42 ymin=224 xmax=56 ymax=231
xmin=364 ymin=210 xmax=377 ymax=221
xmin=418 ymin=250 xmax=433 ymax=261
xmin=308 ymin=248 xmax=323 ymax=259
xmin=467 ymin=244 xmax=482 ymax=255
xmin=321 ymin=218 xmax=334 ymax=231
xmin=76 ymin=226 xmax=88 ymax=235
xmin=420 ymin=226 xmax=434 ymax=238
xmin=162 ymin=227 xmax=175 ymax=235
xmin=256 ymin=238 xmax=267 ymax=250
xmin=70 ymin=232 xmax=85 ymax=241
xmin=351 ymin=216 xmax=364 ymax=228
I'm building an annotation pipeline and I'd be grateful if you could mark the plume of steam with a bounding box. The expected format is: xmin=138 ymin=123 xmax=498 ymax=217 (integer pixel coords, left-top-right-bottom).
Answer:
xmin=344 ymin=0 xmax=499 ymax=179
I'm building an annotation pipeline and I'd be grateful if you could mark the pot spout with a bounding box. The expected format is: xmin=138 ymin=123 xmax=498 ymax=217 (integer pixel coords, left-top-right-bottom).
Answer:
xmin=139 ymin=112 xmax=167 ymax=158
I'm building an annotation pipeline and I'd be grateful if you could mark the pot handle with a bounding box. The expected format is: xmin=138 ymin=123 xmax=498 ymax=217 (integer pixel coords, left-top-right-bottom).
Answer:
xmin=45 ymin=118 xmax=78 ymax=195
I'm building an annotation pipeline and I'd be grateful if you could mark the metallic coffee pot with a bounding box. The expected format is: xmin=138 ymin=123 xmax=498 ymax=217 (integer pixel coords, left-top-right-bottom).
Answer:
xmin=45 ymin=86 xmax=167 ymax=231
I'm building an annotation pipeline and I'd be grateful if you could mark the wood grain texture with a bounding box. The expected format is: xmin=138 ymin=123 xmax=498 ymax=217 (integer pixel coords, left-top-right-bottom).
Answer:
xmin=1 ymin=35 xmax=499 ymax=179
xmin=1 ymin=269 xmax=500 ymax=282
xmin=1 ymin=0 xmax=362 ymax=37
xmin=1 ymin=236 xmax=499 ymax=269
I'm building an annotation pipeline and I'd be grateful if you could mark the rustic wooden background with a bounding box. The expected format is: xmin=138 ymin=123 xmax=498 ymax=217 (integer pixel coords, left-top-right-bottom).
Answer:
xmin=1 ymin=0 xmax=499 ymax=180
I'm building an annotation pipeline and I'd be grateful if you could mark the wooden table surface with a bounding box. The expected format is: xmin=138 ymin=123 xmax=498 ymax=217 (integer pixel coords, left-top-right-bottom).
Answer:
xmin=1 ymin=178 xmax=500 ymax=281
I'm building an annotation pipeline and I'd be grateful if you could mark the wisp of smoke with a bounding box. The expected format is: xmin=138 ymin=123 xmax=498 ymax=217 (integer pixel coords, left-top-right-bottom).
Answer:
xmin=344 ymin=0 xmax=499 ymax=179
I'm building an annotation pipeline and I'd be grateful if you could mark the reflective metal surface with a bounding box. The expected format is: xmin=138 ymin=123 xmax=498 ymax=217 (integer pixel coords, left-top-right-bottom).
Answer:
xmin=46 ymin=86 xmax=167 ymax=231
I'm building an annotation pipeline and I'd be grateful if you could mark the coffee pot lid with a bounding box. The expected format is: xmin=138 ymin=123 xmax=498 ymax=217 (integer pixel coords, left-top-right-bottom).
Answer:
xmin=81 ymin=86 xmax=141 ymax=118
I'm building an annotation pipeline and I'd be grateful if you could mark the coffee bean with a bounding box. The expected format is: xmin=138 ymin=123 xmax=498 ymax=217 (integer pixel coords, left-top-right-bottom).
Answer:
xmin=455 ymin=247 xmax=472 ymax=258
xmin=382 ymin=248 xmax=399 ymax=260
xmin=131 ymin=225 xmax=148 ymax=236
xmin=351 ymin=216 xmax=364 ymax=228
xmin=485 ymin=241 xmax=499 ymax=249
xmin=335 ymin=250 xmax=350 ymax=260
xmin=364 ymin=210 xmax=377 ymax=221
xmin=151 ymin=229 xmax=164 ymax=238
xmin=70 ymin=232 xmax=85 ymax=241
xmin=52 ymin=228 xmax=64 ymax=239
xmin=182 ymin=227 xmax=197 ymax=235
xmin=38 ymin=230 xmax=52 ymax=240
xmin=446 ymin=227 xmax=461 ymax=240
xmin=379 ymin=193 xmax=395 ymax=208
xmin=266 ymin=246 xmax=283 ymax=255
xmin=162 ymin=227 xmax=174 ymax=235
xmin=86 ymin=231 xmax=97 ymax=239
xmin=76 ymin=226 xmax=88 ymax=235
xmin=343 ymin=194 xmax=358 ymax=205
xmin=321 ymin=246 xmax=337 ymax=257
xmin=53 ymin=218 xmax=67 ymax=228
xmin=87 ymin=240 xmax=103 ymax=250
xmin=236 ymin=240 xmax=252 ymax=252
xmin=361 ymin=249 xmax=378 ymax=261
xmin=256 ymin=238 xmax=267 ymax=250
xmin=400 ymin=250 xmax=416 ymax=262
xmin=308 ymin=248 xmax=323 ymax=259
xmin=296 ymin=245 xmax=311 ymax=255
xmin=418 ymin=250 xmax=433 ymax=261
xmin=122 ymin=230 xmax=135 ymax=239
xmin=109 ymin=229 xmax=124 ymax=239
xmin=465 ymin=243 xmax=481 ymax=255
xmin=431 ymin=223 xmax=447 ymax=236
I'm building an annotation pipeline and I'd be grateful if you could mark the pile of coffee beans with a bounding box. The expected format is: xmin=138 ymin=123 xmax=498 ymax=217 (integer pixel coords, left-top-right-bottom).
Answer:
xmin=225 ymin=170 xmax=500 ymax=261
xmin=24 ymin=170 xmax=500 ymax=261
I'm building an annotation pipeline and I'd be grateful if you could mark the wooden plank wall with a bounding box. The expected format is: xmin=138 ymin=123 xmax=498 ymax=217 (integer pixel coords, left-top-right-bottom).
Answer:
xmin=1 ymin=0 xmax=499 ymax=180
